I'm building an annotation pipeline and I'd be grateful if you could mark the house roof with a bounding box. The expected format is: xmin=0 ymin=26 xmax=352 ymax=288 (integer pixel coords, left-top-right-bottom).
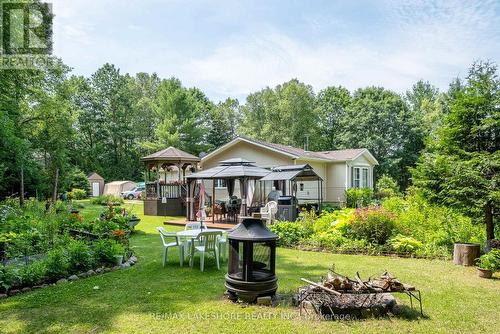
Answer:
xmin=141 ymin=146 xmax=200 ymax=162
xmin=202 ymin=136 xmax=379 ymax=165
xmin=87 ymin=172 xmax=104 ymax=180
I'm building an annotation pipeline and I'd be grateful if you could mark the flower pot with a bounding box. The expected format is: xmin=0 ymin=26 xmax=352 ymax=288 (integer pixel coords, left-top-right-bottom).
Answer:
xmin=127 ymin=218 xmax=140 ymax=229
xmin=477 ymin=268 xmax=493 ymax=279
xmin=114 ymin=255 xmax=124 ymax=266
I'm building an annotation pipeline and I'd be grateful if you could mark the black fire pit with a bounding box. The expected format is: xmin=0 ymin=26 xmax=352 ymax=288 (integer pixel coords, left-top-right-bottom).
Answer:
xmin=225 ymin=217 xmax=278 ymax=302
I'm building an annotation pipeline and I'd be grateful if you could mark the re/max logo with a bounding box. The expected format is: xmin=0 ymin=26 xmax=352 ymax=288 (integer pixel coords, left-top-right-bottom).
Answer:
xmin=0 ymin=1 xmax=52 ymax=55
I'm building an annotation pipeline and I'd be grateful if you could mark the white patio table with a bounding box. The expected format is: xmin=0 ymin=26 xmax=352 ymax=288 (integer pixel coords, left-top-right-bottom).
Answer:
xmin=176 ymin=228 xmax=226 ymax=264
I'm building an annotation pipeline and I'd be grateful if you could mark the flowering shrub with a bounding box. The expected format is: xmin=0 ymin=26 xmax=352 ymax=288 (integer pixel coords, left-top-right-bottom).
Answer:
xmin=346 ymin=206 xmax=397 ymax=244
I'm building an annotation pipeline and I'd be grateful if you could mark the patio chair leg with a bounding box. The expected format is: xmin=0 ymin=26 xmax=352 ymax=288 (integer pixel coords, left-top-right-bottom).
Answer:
xmin=179 ymin=246 xmax=183 ymax=267
xmin=221 ymin=242 xmax=226 ymax=261
xmin=162 ymin=247 xmax=167 ymax=267
xmin=200 ymin=252 xmax=205 ymax=272
xmin=215 ymin=248 xmax=220 ymax=270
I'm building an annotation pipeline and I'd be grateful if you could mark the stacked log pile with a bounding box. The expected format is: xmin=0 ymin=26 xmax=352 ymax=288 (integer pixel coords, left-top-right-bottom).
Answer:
xmin=301 ymin=269 xmax=415 ymax=293
xmin=297 ymin=267 xmax=416 ymax=318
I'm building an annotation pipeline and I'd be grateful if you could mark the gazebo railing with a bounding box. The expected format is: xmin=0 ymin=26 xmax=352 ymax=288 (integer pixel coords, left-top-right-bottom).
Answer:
xmin=145 ymin=182 xmax=184 ymax=199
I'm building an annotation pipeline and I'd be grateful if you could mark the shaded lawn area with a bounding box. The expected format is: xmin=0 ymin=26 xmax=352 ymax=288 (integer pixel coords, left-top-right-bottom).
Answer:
xmin=0 ymin=202 xmax=498 ymax=333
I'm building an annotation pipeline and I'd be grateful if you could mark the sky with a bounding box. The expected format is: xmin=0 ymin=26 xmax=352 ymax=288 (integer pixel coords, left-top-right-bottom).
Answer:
xmin=51 ymin=0 xmax=500 ymax=102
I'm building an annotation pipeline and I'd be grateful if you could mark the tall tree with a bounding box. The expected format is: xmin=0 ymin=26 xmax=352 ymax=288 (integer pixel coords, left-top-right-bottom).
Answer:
xmin=340 ymin=87 xmax=411 ymax=186
xmin=413 ymin=61 xmax=500 ymax=240
xmin=240 ymin=79 xmax=317 ymax=149
xmin=152 ymin=78 xmax=212 ymax=155
xmin=316 ymin=86 xmax=351 ymax=151
xmin=206 ymin=98 xmax=240 ymax=150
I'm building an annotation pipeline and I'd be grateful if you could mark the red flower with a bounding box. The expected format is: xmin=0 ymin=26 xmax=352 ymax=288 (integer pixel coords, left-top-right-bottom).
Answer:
xmin=112 ymin=229 xmax=126 ymax=238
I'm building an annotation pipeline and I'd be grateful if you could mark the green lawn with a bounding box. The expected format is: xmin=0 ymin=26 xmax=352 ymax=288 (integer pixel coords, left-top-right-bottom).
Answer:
xmin=0 ymin=201 xmax=498 ymax=334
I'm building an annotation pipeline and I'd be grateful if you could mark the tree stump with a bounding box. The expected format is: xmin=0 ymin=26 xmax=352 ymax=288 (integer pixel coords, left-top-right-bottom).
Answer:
xmin=453 ymin=243 xmax=480 ymax=266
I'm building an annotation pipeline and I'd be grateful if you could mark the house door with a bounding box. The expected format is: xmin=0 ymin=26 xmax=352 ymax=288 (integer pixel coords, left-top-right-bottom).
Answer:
xmin=92 ymin=182 xmax=100 ymax=197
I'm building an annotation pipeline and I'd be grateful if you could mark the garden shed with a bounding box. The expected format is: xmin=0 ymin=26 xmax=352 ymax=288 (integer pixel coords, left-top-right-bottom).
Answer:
xmin=87 ymin=172 xmax=104 ymax=197
xmin=103 ymin=181 xmax=136 ymax=197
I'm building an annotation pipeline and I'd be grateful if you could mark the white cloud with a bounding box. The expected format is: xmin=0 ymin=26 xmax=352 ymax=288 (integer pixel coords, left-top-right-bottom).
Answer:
xmin=183 ymin=0 xmax=500 ymax=100
xmin=48 ymin=0 xmax=500 ymax=101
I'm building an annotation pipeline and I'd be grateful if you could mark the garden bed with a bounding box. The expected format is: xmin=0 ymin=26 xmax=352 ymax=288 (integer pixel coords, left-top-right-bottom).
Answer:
xmin=269 ymin=193 xmax=485 ymax=260
xmin=0 ymin=199 xmax=138 ymax=296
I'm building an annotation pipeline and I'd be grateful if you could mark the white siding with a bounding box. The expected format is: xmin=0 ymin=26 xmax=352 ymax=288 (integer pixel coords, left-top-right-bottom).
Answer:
xmin=326 ymin=162 xmax=348 ymax=203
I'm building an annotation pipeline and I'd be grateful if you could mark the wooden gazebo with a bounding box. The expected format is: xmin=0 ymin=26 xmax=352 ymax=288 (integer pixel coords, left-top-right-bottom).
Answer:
xmin=141 ymin=147 xmax=200 ymax=216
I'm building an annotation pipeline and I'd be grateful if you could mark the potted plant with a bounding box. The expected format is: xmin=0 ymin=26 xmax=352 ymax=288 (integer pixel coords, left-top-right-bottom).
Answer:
xmin=476 ymin=249 xmax=500 ymax=278
xmin=112 ymin=242 xmax=125 ymax=266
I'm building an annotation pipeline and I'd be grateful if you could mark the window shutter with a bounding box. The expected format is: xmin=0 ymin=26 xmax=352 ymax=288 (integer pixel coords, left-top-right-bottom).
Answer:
xmin=350 ymin=166 xmax=354 ymax=188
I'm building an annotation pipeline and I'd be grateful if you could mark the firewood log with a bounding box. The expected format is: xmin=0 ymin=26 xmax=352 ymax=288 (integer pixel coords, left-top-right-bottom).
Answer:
xmin=301 ymin=278 xmax=342 ymax=296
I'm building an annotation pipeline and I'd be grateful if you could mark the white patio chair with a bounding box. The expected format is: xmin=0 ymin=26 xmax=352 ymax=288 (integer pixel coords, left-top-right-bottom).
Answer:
xmin=183 ymin=222 xmax=201 ymax=254
xmin=156 ymin=227 xmax=184 ymax=267
xmin=260 ymin=201 xmax=278 ymax=224
xmin=189 ymin=230 xmax=222 ymax=271
xmin=218 ymin=231 xmax=227 ymax=261
xmin=185 ymin=222 xmax=201 ymax=230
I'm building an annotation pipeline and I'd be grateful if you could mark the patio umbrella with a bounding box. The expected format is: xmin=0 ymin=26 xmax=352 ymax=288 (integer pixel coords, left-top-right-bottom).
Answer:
xmin=227 ymin=179 xmax=235 ymax=197
xmin=247 ymin=180 xmax=255 ymax=208
xmin=196 ymin=181 xmax=206 ymax=223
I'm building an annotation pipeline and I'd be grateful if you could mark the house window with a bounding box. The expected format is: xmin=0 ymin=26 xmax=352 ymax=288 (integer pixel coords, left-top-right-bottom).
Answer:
xmin=353 ymin=167 xmax=369 ymax=188
xmin=215 ymin=179 xmax=227 ymax=188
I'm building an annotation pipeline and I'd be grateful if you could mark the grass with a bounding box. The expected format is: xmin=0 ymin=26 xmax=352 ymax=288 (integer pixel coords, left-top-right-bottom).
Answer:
xmin=0 ymin=201 xmax=498 ymax=333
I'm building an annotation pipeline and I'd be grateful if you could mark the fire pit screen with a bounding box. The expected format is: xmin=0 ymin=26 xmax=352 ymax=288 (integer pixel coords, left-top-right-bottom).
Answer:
xmin=225 ymin=218 xmax=278 ymax=302
xmin=228 ymin=240 xmax=275 ymax=281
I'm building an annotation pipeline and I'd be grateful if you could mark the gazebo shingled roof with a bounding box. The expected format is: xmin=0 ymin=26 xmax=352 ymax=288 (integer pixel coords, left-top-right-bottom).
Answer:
xmin=141 ymin=146 xmax=200 ymax=163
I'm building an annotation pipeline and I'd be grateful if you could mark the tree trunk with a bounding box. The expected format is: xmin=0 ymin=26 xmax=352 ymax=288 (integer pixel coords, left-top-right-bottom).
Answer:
xmin=52 ymin=168 xmax=59 ymax=202
xmin=484 ymin=202 xmax=494 ymax=240
xmin=20 ymin=164 xmax=25 ymax=207
xmin=453 ymin=243 xmax=480 ymax=266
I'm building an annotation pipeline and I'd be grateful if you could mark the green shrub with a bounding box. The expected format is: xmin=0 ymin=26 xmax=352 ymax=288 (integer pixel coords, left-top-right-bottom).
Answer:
xmin=389 ymin=235 xmax=423 ymax=254
xmin=383 ymin=193 xmax=485 ymax=250
xmin=310 ymin=229 xmax=347 ymax=248
xmin=68 ymin=188 xmax=87 ymax=200
xmin=321 ymin=203 xmax=338 ymax=213
xmin=44 ymin=247 xmax=69 ymax=281
xmin=477 ymin=249 xmax=500 ymax=271
xmin=0 ymin=265 xmax=19 ymax=292
xmin=415 ymin=243 xmax=450 ymax=259
xmin=68 ymin=169 xmax=90 ymax=192
xmin=332 ymin=209 xmax=355 ymax=236
xmin=312 ymin=211 xmax=341 ymax=233
xmin=269 ymin=221 xmax=307 ymax=247
xmin=19 ymin=261 xmax=47 ymax=286
xmin=375 ymin=175 xmax=400 ymax=199
xmin=347 ymin=206 xmax=397 ymax=244
xmin=67 ymin=240 xmax=94 ymax=273
xmin=345 ymin=188 xmax=373 ymax=208
xmin=337 ymin=238 xmax=376 ymax=253
xmin=299 ymin=210 xmax=318 ymax=236
xmin=90 ymin=195 xmax=124 ymax=206
xmin=92 ymin=239 xmax=124 ymax=265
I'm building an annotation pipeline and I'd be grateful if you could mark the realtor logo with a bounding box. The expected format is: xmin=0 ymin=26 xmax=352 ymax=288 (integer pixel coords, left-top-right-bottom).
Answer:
xmin=1 ymin=1 xmax=52 ymax=55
